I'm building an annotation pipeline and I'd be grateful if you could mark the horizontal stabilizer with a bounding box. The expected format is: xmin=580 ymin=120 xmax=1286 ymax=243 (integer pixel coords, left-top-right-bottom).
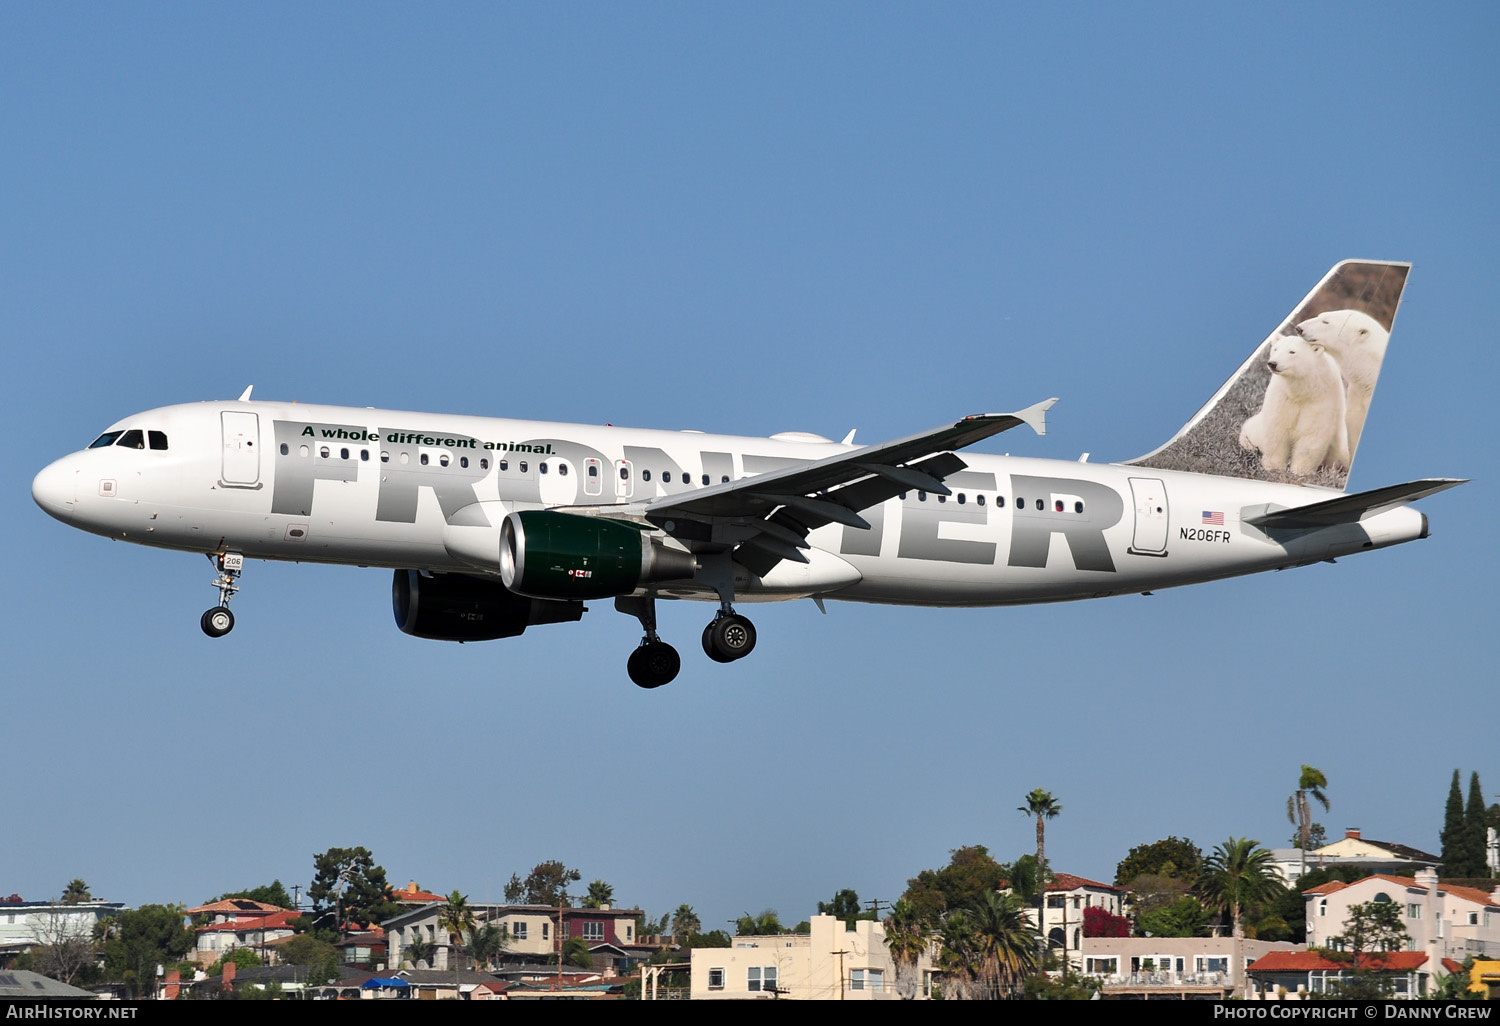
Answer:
xmin=1244 ymin=479 xmax=1467 ymax=529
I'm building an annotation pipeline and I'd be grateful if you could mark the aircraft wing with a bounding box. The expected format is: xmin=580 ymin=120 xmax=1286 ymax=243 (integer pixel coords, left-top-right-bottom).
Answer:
xmin=641 ymin=399 xmax=1056 ymax=571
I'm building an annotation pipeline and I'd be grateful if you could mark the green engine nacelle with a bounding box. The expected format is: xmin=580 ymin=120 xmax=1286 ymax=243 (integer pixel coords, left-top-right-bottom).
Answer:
xmin=499 ymin=510 xmax=697 ymax=600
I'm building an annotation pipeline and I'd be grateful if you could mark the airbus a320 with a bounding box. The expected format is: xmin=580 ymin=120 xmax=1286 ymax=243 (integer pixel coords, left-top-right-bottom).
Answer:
xmin=33 ymin=261 xmax=1463 ymax=687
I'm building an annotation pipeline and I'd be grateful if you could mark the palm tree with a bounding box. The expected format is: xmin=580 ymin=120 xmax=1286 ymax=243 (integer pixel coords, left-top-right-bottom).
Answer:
xmin=405 ymin=935 xmax=436 ymax=969
xmin=1018 ymin=789 xmax=1062 ymax=960
xmin=967 ymin=891 xmax=1040 ymax=998
xmin=937 ymin=910 xmax=981 ymax=998
xmin=670 ymin=904 xmax=701 ymax=943
xmin=883 ymin=898 xmax=932 ymax=998
xmin=1286 ymin=765 xmax=1331 ymax=878
xmin=437 ymin=890 xmax=477 ymax=969
xmin=468 ymin=922 xmax=510 ymax=970
xmin=60 ymin=879 xmax=91 ymax=904
xmin=583 ymin=879 xmax=614 ymax=909
xmin=1199 ymin=838 xmax=1285 ymax=946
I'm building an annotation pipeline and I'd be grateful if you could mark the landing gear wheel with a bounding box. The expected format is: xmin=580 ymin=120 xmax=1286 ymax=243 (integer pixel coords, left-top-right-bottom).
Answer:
xmin=706 ymin=614 xmax=756 ymax=662
xmin=201 ymin=606 xmax=235 ymax=638
xmin=702 ymin=622 xmax=734 ymax=663
xmin=627 ymin=641 xmax=681 ymax=688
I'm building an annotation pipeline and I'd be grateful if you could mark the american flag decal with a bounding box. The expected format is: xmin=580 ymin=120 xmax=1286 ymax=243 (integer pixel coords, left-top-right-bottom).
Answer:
xmin=1201 ymin=510 xmax=1224 ymax=525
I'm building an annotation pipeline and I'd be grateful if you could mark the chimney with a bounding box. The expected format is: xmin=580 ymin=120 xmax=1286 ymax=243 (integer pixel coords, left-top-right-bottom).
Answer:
xmin=221 ymin=959 xmax=236 ymax=994
xmin=1345 ymin=828 xmax=1361 ymax=840
xmin=164 ymin=967 xmax=180 ymax=1001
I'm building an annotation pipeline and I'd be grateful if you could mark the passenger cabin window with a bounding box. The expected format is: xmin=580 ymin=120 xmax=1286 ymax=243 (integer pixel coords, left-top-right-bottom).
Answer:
xmin=116 ymin=430 xmax=145 ymax=449
xmin=519 ymin=461 xmax=528 ymax=473
xmin=479 ymin=458 xmax=489 ymax=470
xmin=420 ymin=453 xmax=429 ymax=465
xmin=381 ymin=451 xmax=390 ymax=463
xmin=460 ymin=456 xmax=469 ymax=468
xmin=642 ymin=470 xmax=652 ymax=482
xmin=89 ymin=432 xmax=124 ymax=449
xmin=148 ymin=431 xmax=168 ymax=450
xmin=539 ymin=462 xmax=548 ymax=474
xmin=558 ymin=464 xmax=568 ymax=476
xmin=320 ymin=446 xmax=330 ymax=458
xmin=588 ymin=464 xmax=598 ymax=478
xmin=701 ymin=474 xmax=710 ymax=485
xmin=439 ymin=453 xmax=449 ymax=467
xmin=499 ymin=459 xmax=509 ymax=471
xmin=996 ymin=495 xmax=1005 ymax=507
xmin=1074 ymin=501 xmax=1084 ymax=513
xmin=280 ymin=443 xmax=289 ymax=455
xmin=619 ymin=466 xmax=628 ymax=480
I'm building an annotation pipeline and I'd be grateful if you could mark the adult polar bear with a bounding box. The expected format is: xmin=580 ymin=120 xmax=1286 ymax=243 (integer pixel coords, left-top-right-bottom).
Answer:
xmin=1239 ymin=335 xmax=1350 ymax=478
xmin=1296 ymin=308 xmax=1390 ymax=455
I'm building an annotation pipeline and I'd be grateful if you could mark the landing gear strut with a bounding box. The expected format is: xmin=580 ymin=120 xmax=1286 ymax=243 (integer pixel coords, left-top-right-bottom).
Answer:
xmin=616 ymin=596 xmax=680 ymax=688
xmin=201 ymin=552 xmax=243 ymax=638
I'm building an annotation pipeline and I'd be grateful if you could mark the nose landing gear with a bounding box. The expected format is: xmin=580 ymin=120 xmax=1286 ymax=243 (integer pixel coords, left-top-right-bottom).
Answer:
xmin=201 ymin=552 xmax=243 ymax=638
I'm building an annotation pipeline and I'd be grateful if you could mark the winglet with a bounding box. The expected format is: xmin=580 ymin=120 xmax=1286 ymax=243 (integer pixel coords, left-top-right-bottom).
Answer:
xmin=237 ymin=385 xmax=254 ymax=402
xmin=1014 ymin=397 xmax=1058 ymax=437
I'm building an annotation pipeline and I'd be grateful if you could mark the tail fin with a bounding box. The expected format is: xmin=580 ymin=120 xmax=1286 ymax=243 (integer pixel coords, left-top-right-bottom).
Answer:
xmin=1128 ymin=260 xmax=1409 ymax=490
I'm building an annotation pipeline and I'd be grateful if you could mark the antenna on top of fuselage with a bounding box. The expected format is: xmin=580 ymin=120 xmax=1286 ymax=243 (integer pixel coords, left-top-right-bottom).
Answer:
xmin=237 ymin=385 xmax=254 ymax=402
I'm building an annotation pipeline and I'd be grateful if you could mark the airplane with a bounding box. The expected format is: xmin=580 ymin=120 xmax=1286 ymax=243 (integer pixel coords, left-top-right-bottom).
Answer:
xmin=32 ymin=260 xmax=1463 ymax=688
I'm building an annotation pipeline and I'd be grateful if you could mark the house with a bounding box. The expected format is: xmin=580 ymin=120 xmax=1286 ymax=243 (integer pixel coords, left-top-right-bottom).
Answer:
xmin=1019 ymin=873 xmax=1127 ymax=972
xmin=184 ymin=900 xmax=298 ymax=964
xmin=1272 ymin=829 xmax=1441 ymax=884
xmin=1246 ymin=950 xmax=1463 ymax=999
xmin=0 ymin=899 xmax=126 ymax=962
xmin=1080 ymin=937 xmax=1303 ymax=999
xmin=1304 ymin=868 xmax=1500 ymax=963
xmin=689 ymin=914 xmax=933 ymax=1000
xmin=384 ymin=902 xmax=646 ymax=970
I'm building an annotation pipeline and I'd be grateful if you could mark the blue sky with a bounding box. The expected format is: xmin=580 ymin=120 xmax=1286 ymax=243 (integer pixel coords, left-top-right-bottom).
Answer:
xmin=4 ymin=3 xmax=1496 ymax=926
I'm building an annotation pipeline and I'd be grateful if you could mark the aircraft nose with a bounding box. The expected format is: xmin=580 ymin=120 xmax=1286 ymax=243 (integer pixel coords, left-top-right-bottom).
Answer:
xmin=32 ymin=459 xmax=77 ymax=520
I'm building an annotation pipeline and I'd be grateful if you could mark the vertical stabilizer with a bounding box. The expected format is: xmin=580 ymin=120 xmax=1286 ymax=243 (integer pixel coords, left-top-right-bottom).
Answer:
xmin=1127 ymin=260 xmax=1408 ymax=491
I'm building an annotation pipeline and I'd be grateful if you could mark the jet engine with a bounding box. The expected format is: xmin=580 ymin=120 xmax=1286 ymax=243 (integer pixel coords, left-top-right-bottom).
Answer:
xmin=499 ymin=511 xmax=697 ymax=601
xmin=392 ymin=569 xmax=583 ymax=642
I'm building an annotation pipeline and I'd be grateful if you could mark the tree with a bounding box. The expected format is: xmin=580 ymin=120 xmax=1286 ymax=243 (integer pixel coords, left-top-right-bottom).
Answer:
xmin=883 ymin=899 xmax=932 ymax=999
xmin=735 ymin=910 xmax=785 ymax=935
xmin=1462 ymin=771 xmax=1490 ymax=879
xmin=1007 ymin=855 xmax=1049 ymax=907
xmin=307 ymin=847 xmax=399 ymax=935
xmin=516 ymin=861 xmax=581 ymax=906
xmin=669 ymin=904 xmax=701 ymax=943
xmin=1198 ymin=838 xmax=1284 ymax=942
xmin=1137 ymin=896 xmax=1210 ymax=938
xmin=206 ymin=946 xmax=263 ymax=976
xmin=1287 ymin=765 xmax=1331 ymax=878
xmin=562 ymin=936 xmax=592 ymax=968
xmin=100 ymin=904 xmax=194 ymax=998
xmin=1324 ymin=900 xmax=1409 ymax=999
xmin=1114 ymin=836 xmax=1203 ymax=887
xmin=437 ymin=891 xmax=476 ymax=969
xmin=817 ymin=888 xmax=865 ymax=927
xmin=1019 ymin=789 xmax=1062 ymax=963
xmin=403 ymin=935 xmax=436 ymax=969
xmin=468 ymin=922 xmax=509 ymax=970
xmin=60 ymin=879 xmax=92 ymax=904
xmin=1289 ymin=823 xmax=1328 ymax=850
xmin=29 ymin=909 xmax=100 ymax=986
xmin=1442 ymin=770 xmax=1466 ymax=874
xmin=583 ymin=879 xmax=614 ymax=909
xmin=209 ymin=881 xmax=294 ymax=910
xmin=503 ymin=874 xmax=525 ymax=902
xmin=901 ymin=845 xmax=1009 ymax=923
xmin=967 ymin=891 xmax=1040 ymax=998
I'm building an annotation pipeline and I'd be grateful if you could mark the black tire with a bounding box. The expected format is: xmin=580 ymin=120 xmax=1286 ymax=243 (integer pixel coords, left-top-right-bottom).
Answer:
xmin=627 ymin=641 xmax=680 ymax=688
xmin=201 ymin=606 xmax=235 ymax=638
xmin=707 ymin=614 xmax=756 ymax=662
xmin=703 ymin=622 xmax=734 ymax=663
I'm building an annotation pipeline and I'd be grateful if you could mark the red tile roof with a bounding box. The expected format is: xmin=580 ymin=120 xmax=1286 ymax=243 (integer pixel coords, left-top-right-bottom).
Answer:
xmin=395 ymin=883 xmax=446 ymax=903
xmin=185 ymin=899 xmax=289 ymax=916
xmin=1047 ymin=874 xmax=1124 ymax=892
xmin=197 ymin=910 xmax=299 ymax=934
xmin=1249 ymin=950 xmax=1432 ymax=972
xmin=1301 ymin=874 xmax=1499 ymax=908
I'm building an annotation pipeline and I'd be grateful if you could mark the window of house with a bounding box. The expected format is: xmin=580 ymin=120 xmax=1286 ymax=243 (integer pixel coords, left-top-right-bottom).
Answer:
xmin=542 ymin=922 xmax=549 ymax=940
xmin=582 ymin=921 xmax=604 ymax=941
xmin=851 ymin=969 xmax=865 ymax=990
xmin=1469 ymin=912 xmax=1480 ymax=926
xmin=513 ymin=922 xmax=527 ymax=940
xmin=747 ymin=967 xmax=762 ymax=992
xmin=867 ymin=969 xmax=884 ymax=991
xmin=708 ymin=967 xmax=724 ymax=990
xmin=1086 ymin=957 xmax=1118 ymax=975
xmin=1197 ymin=956 xmax=1229 ymax=973
xmin=1408 ymin=904 xmax=1422 ymax=919
xmin=1047 ymin=895 xmax=1065 ymax=908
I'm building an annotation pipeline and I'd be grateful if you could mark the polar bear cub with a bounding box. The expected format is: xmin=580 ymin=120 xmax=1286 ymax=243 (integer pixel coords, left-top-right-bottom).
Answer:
xmin=1295 ymin=309 xmax=1389 ymax=455
xmin=1239 ymin=336 xmax=1350 ymax=478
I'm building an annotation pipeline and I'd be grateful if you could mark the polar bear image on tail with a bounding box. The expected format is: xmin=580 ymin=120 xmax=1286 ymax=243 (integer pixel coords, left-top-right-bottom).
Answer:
xmin=1238 ymin=335 xmax=1350 ymax=479
xmin=1296 ymin=309 xmax=1390 ymax=455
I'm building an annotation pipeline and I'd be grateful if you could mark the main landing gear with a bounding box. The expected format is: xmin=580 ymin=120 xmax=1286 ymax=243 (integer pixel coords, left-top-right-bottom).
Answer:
xmin=201 ymin=552 xmax=243 ymax=638
xmin=616 ymin=594 xmax=758 ymax=688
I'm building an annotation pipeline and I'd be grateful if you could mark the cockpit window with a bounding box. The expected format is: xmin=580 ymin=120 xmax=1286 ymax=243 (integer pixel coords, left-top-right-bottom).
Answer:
xmin=116 ymin=429 xmax=145 ymax=449
xmin=148 ymin=431 xmax=168 ymax=450
xmin=89 ymin=432 xmax=123 ymax=449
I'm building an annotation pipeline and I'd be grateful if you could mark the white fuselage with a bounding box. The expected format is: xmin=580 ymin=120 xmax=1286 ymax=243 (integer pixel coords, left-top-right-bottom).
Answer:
xmin=32 ymin=400 xmax=1428 ymax=607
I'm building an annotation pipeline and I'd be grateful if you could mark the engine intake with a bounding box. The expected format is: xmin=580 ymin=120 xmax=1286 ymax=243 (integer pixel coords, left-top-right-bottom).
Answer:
xmin=392 ymin=570 xmax=583 ymax=642
xmin=499 ymin=511 xmax=697 ymax=600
